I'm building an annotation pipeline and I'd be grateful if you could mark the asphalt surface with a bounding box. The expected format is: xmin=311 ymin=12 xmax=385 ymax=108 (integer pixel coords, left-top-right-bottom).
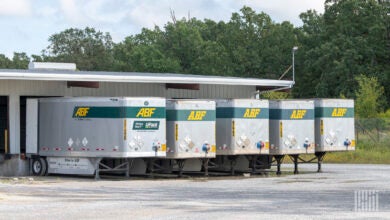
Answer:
xmin=0 ymin=164 xmax=389 ymax=220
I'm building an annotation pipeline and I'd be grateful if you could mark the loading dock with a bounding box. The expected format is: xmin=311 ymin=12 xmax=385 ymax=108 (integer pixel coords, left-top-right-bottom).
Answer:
xmin=0 ymin=62 xmax=294 ymax=176
xmin=0 ymin=96 xmax=8 ymax=155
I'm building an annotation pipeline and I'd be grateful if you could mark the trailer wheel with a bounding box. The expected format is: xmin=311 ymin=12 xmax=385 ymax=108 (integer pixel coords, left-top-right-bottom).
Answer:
xmin=32 ymin=158 xmax=47 ymax=176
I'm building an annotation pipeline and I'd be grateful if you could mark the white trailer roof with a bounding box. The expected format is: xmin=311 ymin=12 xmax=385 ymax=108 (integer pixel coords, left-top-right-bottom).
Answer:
xmin=0 ymin=69 xmax=294 ymax=87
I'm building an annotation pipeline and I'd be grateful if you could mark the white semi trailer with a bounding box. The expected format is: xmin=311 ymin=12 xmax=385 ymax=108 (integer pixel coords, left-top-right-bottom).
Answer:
xmin=26 ymin=97 xmax=166 ymax=179
xmin=163 ymin=99 xmax=216 ymax=176
xmin=214 ymin=99 xmax=270 ymax=174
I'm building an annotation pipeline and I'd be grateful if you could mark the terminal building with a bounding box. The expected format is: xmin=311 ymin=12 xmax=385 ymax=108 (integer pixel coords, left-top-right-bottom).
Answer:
xmin=0 ymin=62 xmax=293 ymax=176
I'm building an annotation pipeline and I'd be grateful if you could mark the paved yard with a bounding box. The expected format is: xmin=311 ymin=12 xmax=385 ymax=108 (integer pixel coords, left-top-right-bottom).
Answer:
xmin=0 ymin=164 xmax=389 ymax=219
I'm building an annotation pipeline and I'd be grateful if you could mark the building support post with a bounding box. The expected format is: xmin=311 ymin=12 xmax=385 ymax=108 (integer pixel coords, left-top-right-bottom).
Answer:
xmin=8 ymin=94 xmax=20 ymax=155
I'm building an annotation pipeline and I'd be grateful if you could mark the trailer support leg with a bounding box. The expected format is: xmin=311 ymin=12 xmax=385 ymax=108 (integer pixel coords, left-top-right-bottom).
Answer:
xmin=125 ymin=159 xmax=133 ymax=178
xmin=250 ymin=155 xmax=258 ymax=174
xmin=315 ymin=152 xmax=326 ymax=173
xmin=291 ymin=154 xmax=299 ymax=174
xmin=94 ymin=158 xmax=102 ymax=180
xmin=274 ymin=155 xmax=284 ymax=176
xmin=176 ymin=159 xmax=185 ymax=178
xmin=202 ymin=158 xmax=209 ymax=177
xmin=227 ymin=156 xmax=237 ymax=175
xmin=148 ymin=158 xmax=155 ymax=174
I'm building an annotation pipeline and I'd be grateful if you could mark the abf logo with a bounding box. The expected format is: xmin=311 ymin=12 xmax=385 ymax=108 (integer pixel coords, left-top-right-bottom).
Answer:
xmin=332 ymin=108 xmax=347 ymax=117
xmin=290 ymin=109 xmax=306 ymax=119
xmin=243 ymin=108 xmax=261 ymax=118
xmin=74 ymin=107 xmax=90 ymax=117
xmin=188 ymin=111 xmax=207 ymax=120
xmin=136 ymin=108 xmax=155 ymax=118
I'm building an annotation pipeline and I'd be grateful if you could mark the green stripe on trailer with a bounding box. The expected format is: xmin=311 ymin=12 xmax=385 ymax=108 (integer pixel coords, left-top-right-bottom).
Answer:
xmin=269 ymin=109 xmax=314 ymax=120
xmin=216 ymin=107 xmax=269 ymax=119
xmin=315 ymin=107 xmax=354 ymax=118
xmin=166 ymin=110 xmax=216 ymax=121
xmin=72 ymin=106 xmax=166 ymax=118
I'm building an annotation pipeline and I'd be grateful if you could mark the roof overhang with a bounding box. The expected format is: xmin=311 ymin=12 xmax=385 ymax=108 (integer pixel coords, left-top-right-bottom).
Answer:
xmin=0 ymin=69 xmax=294 ymax=88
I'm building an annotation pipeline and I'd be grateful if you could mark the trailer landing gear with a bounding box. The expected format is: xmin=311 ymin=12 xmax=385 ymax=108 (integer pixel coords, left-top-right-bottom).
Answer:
xmin=176 ymin=159 xmax=186 ymax=177
xmin=315 ymin=152 xmax=326 ymax=173
xmin=273 ymin=155 xmax=285 ymax=176
xmin=201 ymin=158 xmax=210 ymax=176
xmin=290 ymin=154 xmax=299 ymax=174
xmin=94 ymin=158 xmax=134 ymax=180
xmin=227 ymin=156 xmax=237 ymax=175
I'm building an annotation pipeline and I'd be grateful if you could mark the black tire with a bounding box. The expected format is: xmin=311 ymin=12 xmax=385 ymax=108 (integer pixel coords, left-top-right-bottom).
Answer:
xmin=32 ymin=158 xmax=47 ymax=176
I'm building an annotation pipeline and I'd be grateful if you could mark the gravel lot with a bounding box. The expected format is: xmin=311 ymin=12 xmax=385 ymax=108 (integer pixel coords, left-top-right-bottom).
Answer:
xmin=0 ymin=164 xmax=389 ymax=220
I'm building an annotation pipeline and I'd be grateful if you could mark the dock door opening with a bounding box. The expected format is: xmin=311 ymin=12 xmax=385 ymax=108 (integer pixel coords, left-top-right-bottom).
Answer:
xmin=20 ymin=96 xmax=57 ymax=153
xmin=0 ymin=96 xmax=9 ymax=154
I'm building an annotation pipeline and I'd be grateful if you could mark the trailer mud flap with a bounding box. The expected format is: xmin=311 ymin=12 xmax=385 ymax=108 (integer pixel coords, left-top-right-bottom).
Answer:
xmin=47 ymin=157 xmax=96 ymax=175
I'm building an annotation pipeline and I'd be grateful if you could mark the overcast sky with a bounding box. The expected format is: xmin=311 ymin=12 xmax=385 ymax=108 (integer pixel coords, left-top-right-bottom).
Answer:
xmin=0 ymin=0 xmax=324 ymax=58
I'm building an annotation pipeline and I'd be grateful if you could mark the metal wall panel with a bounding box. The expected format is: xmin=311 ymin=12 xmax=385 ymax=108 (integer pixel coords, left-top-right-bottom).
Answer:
xmin=0 ymin=80 xmax=255 ymax=99
xmin=166 ymin=84 xmax=255 ymax=99
xmin=0 ymin=80 xmax=167 ymax=97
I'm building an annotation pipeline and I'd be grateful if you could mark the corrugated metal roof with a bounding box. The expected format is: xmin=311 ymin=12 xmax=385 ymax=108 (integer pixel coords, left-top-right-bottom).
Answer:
xmin=0 ymin=69 xmax=294 ymax=87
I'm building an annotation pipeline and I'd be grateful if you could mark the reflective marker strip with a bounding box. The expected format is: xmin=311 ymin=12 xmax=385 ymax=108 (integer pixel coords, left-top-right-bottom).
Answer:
xmin=161 ymin=144 xmax=167 ymax=152
xmin=211 ymin=145 xmax=216 ymax=153
xmin=232 ymin=120 xmax=235 ymax=137
xmin=279 ymin=122 xmax=283 ymax=138
xmin=124 ymin=120 xmax=127 ymax=140
xmin=175 ymin=124 xmax=178 ymax=141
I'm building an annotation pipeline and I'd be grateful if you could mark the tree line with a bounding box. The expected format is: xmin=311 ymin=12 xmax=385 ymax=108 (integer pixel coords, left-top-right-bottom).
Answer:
xmin=0 ymin=0 xmax=389 ymax=110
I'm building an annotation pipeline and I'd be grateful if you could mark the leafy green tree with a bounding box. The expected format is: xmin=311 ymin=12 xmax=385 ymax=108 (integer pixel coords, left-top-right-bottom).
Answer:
xmin=162 ymin=18 xmax=205 ymax=73
xmin=113 ymin=28 xmax=181 ymax=73
xmin=355 ymin=74 xmax=387 ymax=141
xmin=260 ymin=21 xmax=298 ymax=79
xmin=43 ymin=27 xmax=114 ymax=71
xmin=0 ymin=54 xmax=12 ymax=68
xmin=113 ymin=7 xmax=299 ymax=79
xmin=12 ymin=52 xmax=30 ymax=69
xmin=221 ymin=7 xmax=272 ymax=77
xmin=260 ymin=91 xmax=290 ymax=100
xmin=112 ymin=36 xmax=136 ymax=71
xmin=212 ymin=6 xmax=299 ymax=79
xmin=294 ymin=10 xmax=324 ymax=97
xmin=295 ymin=0 xmax=389 ymax=105
xmin=189 ymin=41 xmax=230 ymax=75
xmin=355 ymin=74 xmax=385 ymax=118
xmin=128 ymin=44 xmax=181 ymax=72
xmin=0 ymin=53 xmax=30 ymax=69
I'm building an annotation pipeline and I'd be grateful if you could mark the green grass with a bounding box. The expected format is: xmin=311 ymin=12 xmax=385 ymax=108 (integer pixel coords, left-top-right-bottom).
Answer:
xmin=324 ymin=148 xmax=390 ymax=164
xmin=281 ymin=135 xmax=390 ymax=164
xmin=324 ymin=137 xmax=390 ymax=164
